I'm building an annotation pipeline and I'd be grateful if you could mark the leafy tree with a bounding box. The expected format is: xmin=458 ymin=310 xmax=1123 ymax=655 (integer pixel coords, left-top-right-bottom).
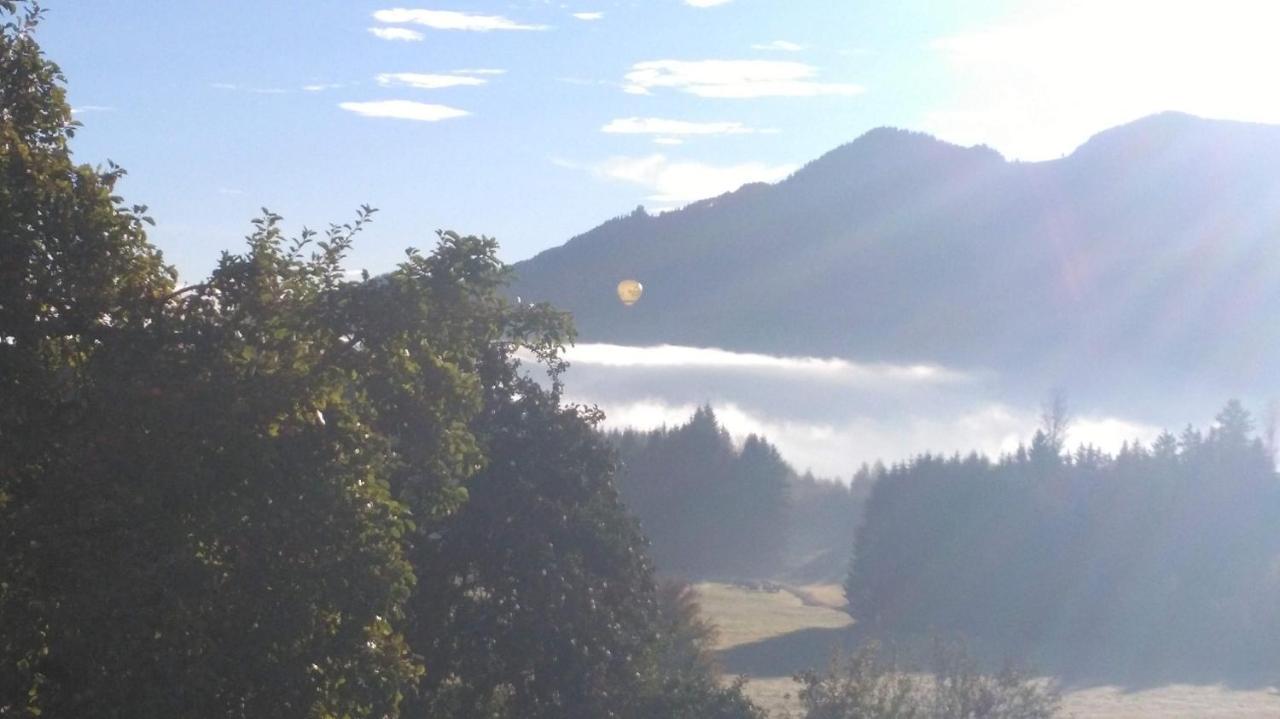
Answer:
xmin=2 ymin=201 xmax=432 ymax=716
xmin=632 ymin=581 xmax=767 ymax=719
xmin=405 ymin=375 xmax=656 ymax=718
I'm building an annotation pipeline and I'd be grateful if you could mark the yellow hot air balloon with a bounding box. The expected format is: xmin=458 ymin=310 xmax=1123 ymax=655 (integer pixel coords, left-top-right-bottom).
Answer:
xmin=616 ymin=279 xmax=643 ymax=306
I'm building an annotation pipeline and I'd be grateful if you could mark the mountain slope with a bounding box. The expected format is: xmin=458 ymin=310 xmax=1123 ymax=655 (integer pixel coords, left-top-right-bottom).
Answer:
xmin=511 ymin=113 xmax=1280 ymax=395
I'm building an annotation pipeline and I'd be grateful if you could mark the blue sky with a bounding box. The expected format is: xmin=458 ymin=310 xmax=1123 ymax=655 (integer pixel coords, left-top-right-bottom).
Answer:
xmin=40 ymin=0 xmax=1280 ymax=281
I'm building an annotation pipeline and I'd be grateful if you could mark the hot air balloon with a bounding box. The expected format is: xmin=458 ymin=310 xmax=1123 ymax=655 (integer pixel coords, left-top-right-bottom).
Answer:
xmin=616 ymin=279 xmax=643 ymax=306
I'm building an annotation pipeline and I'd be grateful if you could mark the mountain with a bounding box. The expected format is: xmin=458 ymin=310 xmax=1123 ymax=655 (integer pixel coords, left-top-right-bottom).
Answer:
xmin=511 ymin=113 xmax=1280 ymax=398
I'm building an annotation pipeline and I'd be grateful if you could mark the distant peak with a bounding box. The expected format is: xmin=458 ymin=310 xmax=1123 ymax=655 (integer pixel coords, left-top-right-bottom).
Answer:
xmin=1069 ymin=111 xmax=1279 ymax=159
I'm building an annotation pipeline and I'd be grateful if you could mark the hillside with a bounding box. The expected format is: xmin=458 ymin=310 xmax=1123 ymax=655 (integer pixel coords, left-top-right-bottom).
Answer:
xmin=512 ymin=113 xmax=1280 ymax=399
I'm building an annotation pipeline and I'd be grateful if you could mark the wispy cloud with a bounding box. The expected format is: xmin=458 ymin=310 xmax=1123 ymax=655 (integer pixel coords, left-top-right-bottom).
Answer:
xmin=593 ymin=154 xmax=797 ymax=204
xmin=602 ymin=117 xmax=769 ymax=136
xmin=685 ymin=0 xmax=733 ymax=6
xmin=376 ymin=72 xmax=487 ymax=89
xmin=339 ymin=100 xmax=469 ymax=122
xmin=302 ymin=82 xmax=344 ymax=92
xmin=453 ymin=68 xmax=506 ymax=76
xmin=372 ymin=8 xmax=548 ymax=31
xmin=623 ymin=60 xmax=862 ymax=98
xmin=211 ymin=82 xmax=290 ymax=95
xmin=70 ymin=105 xmax=114 ymax=114
xmin=654 ymin=138 xmax=684 ymax=146
xmin=752 ymin=40 xmax=805 ymax=52
xmin=368 ymin=26 xmax=424 ymax=41
xmin=572 ymin=11 xmax=604 ymax=21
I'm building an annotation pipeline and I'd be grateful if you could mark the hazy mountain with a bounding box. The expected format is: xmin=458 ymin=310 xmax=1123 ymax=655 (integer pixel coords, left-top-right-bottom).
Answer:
xmin=512 ymin=113 xmax=1280 ymax=401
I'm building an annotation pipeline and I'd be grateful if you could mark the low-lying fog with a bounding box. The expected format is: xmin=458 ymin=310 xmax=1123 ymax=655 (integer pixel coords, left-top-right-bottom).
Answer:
xmin=542 ymin=343 xmax=1242 ymax=478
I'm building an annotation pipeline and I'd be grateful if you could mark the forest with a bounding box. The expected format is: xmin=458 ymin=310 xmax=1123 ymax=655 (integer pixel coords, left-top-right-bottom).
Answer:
xmin=848 ymin=401 xmax=1280 ymax=680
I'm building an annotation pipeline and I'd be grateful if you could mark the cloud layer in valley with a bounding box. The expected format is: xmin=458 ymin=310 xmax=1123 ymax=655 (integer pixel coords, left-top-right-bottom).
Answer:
xmin=543 ymin=343 xmax=1164 ymax=477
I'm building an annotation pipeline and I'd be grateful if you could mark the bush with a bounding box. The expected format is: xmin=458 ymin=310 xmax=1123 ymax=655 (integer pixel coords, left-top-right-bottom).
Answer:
xmin=794 ymin=641 xmax=1060 ymax=719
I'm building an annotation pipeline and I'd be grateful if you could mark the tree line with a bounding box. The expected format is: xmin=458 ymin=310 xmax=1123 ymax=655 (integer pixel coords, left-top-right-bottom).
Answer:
xmin=847 ymin=400 xmax=1280 ymax=680
xmin=0 ymin=5 xmax=763 ymax=716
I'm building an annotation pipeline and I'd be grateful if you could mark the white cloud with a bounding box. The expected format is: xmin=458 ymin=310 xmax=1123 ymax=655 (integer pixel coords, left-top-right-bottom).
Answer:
xmin=376 ymin=72 xmax=487 ymax=89
xmin=623 ymin=59 xmax=862 ymax=98
xmin=594 ymin=154 xmax=797 ymax=204
xmin=372 ymin=8 xmax=548 ymax=31
xmin=302 ymin=83 xmax=344 ymax=92
xmin=924 ymin=0 xmax=1280 ymax=160
xmin=752 ymin=40 xmax=805 ymax=52
xmin=453 ymin=68 xmax=506 ymax=76
xmin=685 ymin=0 xmax=733 ymax=6
xmin=368 ymin=26 xmax=424 ymax=41
xmin=602 ymin=117 xmax=765 ymax=136
xmin=572 ymin=11 xmax=604 ymax=21
xmin=654 ymin=137 xmax=684 ymax=145
xmin=339 ymin=100 xmax=469 ymax=122
xmin=70 ymin=105 xmax=113 ymax=114
xmin=564 ymin=343 xmax=966 ymax=385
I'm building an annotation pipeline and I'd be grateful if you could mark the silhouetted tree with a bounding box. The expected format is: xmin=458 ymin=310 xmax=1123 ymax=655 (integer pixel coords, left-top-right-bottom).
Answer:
xmin=612 ymin=407 xmax=793 ymax=578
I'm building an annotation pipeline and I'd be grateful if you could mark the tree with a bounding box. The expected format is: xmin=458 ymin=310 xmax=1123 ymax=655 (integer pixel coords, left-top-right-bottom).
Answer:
xmin=404 ymin=376 xmax=657 ymax=719
xmin=1 ymin=3 xmax=184 ymax=713
xmin=612 ymin=407 xmax=795 ymax=578
xmin=733 ymin=435 xmax=790 ymax=574
xmin=2 ymin=205 xmax=430 ymax=716
xmin=633 ymin=581 xmax=767 ymax=719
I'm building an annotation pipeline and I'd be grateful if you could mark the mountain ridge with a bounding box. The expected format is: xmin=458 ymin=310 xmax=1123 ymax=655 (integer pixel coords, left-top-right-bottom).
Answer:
xmin=511 ymin=113 xmax=1280 ymax=401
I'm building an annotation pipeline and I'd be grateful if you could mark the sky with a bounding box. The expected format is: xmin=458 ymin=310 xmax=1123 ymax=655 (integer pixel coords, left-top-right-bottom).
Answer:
xmin=42 ymin=0 xmax=1280 ymax=282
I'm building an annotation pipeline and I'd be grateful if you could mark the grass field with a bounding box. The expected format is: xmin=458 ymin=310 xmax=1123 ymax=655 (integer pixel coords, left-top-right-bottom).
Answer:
xmin=694 ymin=582 xmax=1280 ymax=718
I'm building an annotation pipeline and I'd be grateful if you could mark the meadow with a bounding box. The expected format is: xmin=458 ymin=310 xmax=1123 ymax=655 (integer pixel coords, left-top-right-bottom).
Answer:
xmin=694 ymin=583 xmax=1280 ymax=718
